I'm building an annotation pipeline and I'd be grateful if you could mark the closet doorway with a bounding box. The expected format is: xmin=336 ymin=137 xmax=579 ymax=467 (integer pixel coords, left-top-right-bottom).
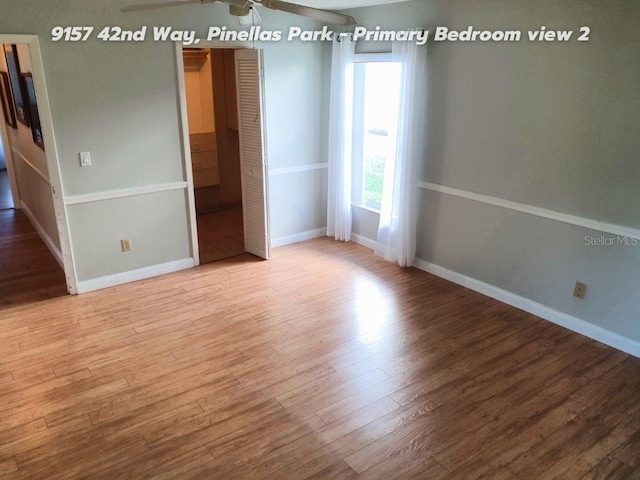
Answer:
xmin=179 ymin=45 xmax=270 ymax=265
xmin=183 ymin=48 xmax=243 ymax=263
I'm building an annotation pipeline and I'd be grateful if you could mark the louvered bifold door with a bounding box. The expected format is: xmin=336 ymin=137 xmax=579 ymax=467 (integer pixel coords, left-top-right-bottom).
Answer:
xmin=235 ymin=49 xmax=270 ymax=260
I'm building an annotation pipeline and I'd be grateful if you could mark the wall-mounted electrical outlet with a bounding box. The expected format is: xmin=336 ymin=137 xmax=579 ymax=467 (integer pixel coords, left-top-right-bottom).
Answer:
xmin=120 ymin=239 xmax=132 ymax=252
xmin=573 ymin=281 xmax=587 ymax=299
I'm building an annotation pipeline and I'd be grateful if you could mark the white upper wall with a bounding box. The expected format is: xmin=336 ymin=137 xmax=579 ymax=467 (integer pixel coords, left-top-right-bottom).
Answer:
xmin=348 ymin=0 xmax=640 ymax=228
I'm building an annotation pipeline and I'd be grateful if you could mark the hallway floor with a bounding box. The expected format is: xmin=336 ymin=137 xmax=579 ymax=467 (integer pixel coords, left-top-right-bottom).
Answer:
xmin=0 ymin=169 xmax=13 ymax=210
xmin=0 ymin=209 xmax=67 ymax=310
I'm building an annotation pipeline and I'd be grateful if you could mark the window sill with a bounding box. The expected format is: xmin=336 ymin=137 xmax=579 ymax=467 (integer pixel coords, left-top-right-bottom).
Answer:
xmin=351 ymin=203 xmax=381 ymax=215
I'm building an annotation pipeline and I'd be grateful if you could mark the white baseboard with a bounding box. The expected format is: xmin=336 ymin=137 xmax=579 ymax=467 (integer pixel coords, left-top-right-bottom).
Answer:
xmin=348 ymin=235 xmax=640 ymax=358
xmin=272 ymin=228 xmax=326 ymax=248
xmin=413 ymin=258 xmax=640 ymax=359
xmin=414 ymin=260 xmax=522 ymax=309
xmin=76 ymin=258 xmax=195 ymax=294
xmin=351 ymin=233 xmax=377 ymax=251
xmin=21 ymin=200 xmax=64 ymax=268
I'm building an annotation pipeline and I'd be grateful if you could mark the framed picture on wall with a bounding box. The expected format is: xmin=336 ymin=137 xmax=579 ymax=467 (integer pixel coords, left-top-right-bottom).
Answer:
xmin=3 ymin=44 xmax=29 ymax=127
xmin=0 ymin=71 xmax=17 ymax=129
xmin=21 ymin=73 xmax=44 ymax=150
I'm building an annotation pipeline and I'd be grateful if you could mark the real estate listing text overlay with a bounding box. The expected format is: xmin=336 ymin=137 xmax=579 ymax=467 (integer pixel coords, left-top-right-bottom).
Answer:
xmin=51 ymin=25 xmax=592 ymax=46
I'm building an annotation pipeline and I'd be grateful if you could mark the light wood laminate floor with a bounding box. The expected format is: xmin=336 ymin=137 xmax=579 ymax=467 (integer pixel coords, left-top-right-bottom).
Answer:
xmin=1 ymin=238 xmax=639 ymax=479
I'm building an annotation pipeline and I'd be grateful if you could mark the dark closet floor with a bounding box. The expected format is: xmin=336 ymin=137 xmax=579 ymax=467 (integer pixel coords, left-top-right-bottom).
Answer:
xmin=197 ymin=204 xmax=245 ymax=264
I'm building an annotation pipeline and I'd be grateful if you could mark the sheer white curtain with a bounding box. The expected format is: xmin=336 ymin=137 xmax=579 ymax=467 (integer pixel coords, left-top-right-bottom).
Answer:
xmin=374 ymin=39 xmax=427 ymax=267
xmin=326 ymin=36 xmax=355 ymax=241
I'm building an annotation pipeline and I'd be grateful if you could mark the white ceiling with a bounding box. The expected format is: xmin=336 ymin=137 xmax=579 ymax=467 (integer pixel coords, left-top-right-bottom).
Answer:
xmin=290 ymin=0 xmax=413 ymax=11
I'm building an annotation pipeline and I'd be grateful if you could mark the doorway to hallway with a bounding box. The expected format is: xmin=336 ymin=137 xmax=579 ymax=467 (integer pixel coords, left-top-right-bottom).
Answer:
xmin=0 ymin=168 xmax=11 ymax=210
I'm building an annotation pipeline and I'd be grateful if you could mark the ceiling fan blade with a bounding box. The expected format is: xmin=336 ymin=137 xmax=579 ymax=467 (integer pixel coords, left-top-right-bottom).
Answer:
xmin=257 ymin=0 xmax=357 ymax=26
xmin=121 ymin=0 xmax=210 ymax=13
xmin=121 ymin=0 xmax=357 ymax=26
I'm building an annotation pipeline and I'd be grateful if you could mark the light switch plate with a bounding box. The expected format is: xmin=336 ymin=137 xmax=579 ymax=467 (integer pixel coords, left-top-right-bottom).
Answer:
xmin=80 ymin=151 xmax=92 ymax=167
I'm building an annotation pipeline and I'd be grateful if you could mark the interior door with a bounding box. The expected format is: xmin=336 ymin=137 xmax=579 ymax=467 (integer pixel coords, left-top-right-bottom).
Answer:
xmin=234 ymin=49 xmax=270 ymax=259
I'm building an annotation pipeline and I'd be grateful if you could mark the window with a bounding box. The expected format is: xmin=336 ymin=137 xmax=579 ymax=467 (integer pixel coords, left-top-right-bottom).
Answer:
xmin=352 ymin=55 xmax=402 ymax=211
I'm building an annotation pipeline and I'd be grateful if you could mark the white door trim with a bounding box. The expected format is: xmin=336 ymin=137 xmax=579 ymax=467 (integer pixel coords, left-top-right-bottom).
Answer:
xmin=0 ymin=34 xmax=78 ymax=294
xmin=174 ymin=42 xmax=200 ymax=266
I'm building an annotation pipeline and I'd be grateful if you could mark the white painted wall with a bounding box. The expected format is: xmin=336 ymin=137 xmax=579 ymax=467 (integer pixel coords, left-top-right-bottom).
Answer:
xmin=261 ymin=16 xmax=329 ymax=241
xmin=346 ymin=0 xmax=640 ymax=343
xmin=0 ymin=1 xmax=328 ymax=285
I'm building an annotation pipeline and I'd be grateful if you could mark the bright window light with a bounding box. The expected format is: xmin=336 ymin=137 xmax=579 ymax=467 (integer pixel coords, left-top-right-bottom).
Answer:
xmin=352 ymin=60 xmax=402 ymax=211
